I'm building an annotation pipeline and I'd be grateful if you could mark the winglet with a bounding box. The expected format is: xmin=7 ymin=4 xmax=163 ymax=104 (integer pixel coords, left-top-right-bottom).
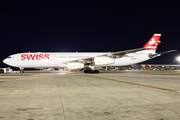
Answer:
xmin=143 ymin=34 xmax=161 ymax=52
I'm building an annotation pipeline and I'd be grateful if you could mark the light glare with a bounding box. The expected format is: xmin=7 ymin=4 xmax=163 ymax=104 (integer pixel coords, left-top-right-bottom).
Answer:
xmin=178 ymin=56 xmax=180 ymax=61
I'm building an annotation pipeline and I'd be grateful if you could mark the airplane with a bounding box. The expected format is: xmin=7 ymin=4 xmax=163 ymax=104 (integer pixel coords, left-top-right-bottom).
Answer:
xmin=3 ymin=34 xmax=176 ymax=73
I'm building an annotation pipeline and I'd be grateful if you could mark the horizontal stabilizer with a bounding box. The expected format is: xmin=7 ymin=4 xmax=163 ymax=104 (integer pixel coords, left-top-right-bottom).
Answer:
xmin=149 ymin=50 xmax=176 ymax=58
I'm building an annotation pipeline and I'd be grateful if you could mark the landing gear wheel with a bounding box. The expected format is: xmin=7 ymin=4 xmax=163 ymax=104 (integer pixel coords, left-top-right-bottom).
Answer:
xmin=84 ymin=69 xmax=99 ymax=74
xmin=19 ymin=67 xmax=24 ymax=74
xmin=94 ymin=70 xmax=99 ymax=73
xmin=84 ymin=70 xmax=88 ymax=73
xmin=89 ymin=70 xmax=93 ymax=73
xmin=20 ymin=70 xmax=24 ymax=74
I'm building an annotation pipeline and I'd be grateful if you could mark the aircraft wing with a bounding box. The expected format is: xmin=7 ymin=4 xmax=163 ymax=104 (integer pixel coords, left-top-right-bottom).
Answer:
xmin=103 ymin=48 xmax=147 ymax=58
xmin=63 ymin=47 xmax=148 ymax=64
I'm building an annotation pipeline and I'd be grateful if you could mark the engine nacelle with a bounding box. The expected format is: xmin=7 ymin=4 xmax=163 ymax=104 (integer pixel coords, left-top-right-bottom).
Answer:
xmin=67 ymin=62 xmax=84 ymax=70
xmin=94 ymin=56 xmax=115 ymax=65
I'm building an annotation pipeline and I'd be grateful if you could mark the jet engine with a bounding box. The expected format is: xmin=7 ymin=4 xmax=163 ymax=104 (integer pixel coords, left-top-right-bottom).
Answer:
xmin=94 ymin=56 xmax=115 ymax=65
xmin=67 ymin=62 xmax=84 ymax=70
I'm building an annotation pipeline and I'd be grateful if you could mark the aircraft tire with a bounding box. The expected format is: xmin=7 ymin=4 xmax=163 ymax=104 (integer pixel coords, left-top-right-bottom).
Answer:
xmin=20 ymin=70 xmax=24 ymax=74
xmin=84 ymin=70 xmax=88 ymax=73
xmin=89 ymin=70 xmax=93 ymax=73
xmin=94 ymin=70 xmax=99 ymax=73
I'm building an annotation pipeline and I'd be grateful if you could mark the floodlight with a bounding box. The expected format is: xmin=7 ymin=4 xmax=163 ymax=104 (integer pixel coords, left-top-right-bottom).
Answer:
xmin=178 ymin=56 xmax=180 ymax=61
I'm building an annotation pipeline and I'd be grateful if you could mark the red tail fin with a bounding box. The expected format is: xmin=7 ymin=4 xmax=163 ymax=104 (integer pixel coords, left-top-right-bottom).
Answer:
xmin=143 ymin=34 xmax=161 ymax=51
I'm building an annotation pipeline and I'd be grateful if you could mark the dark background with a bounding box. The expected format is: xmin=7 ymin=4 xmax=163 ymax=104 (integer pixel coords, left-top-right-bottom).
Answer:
xmin=0 ymin=1 xmax=180 ymax=68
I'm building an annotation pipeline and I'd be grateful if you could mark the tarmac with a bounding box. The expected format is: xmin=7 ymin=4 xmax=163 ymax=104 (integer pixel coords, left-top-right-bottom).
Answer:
xmin=0 ymin=70 xmax=180 ymax=120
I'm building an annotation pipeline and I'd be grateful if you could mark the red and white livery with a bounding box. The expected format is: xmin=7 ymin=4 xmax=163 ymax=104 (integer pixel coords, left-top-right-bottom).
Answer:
xmin=3 ymin=34 xmax=175 ymax=73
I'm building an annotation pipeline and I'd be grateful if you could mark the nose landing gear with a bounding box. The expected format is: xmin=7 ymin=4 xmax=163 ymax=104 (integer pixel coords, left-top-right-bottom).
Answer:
xmin=19 ymin=67 xmax=24 ymax=74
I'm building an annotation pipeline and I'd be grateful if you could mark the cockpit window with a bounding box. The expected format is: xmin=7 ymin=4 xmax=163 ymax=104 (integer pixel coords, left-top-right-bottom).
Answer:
xmin=8 ymin=56 xmax=12 ymax=58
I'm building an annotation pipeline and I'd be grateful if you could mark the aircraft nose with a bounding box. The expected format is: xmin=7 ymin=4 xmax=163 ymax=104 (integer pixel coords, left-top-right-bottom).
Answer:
xmin=3 ymin=59 xmax=7 ymax=64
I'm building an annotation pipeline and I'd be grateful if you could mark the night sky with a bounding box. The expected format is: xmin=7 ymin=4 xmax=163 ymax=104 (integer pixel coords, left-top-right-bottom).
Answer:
xmin=0 ymin=1 xmax=180 ymax=68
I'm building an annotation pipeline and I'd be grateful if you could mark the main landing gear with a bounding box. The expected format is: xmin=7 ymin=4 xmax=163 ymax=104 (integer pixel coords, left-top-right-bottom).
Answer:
xmin=84 ymin=70 xmax=99 ymax=73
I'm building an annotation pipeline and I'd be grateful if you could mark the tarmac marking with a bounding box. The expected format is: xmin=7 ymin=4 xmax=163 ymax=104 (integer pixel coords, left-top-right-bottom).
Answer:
xmin=86 ymin=75 xmax=180 ymax=93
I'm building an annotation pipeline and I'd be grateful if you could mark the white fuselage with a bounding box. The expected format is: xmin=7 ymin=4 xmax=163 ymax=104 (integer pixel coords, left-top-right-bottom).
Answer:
xmin=3 ymin=52 xmax=151 ymax=68
xmin=3 ymin=34 xmax=163 ymax=70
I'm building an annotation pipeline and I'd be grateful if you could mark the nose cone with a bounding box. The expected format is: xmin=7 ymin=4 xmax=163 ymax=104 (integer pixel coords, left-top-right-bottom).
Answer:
xmin=3 ymin=59 xmax=7 ymax=64
xmin=3 ymin=58 xmax=16 ymax=67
